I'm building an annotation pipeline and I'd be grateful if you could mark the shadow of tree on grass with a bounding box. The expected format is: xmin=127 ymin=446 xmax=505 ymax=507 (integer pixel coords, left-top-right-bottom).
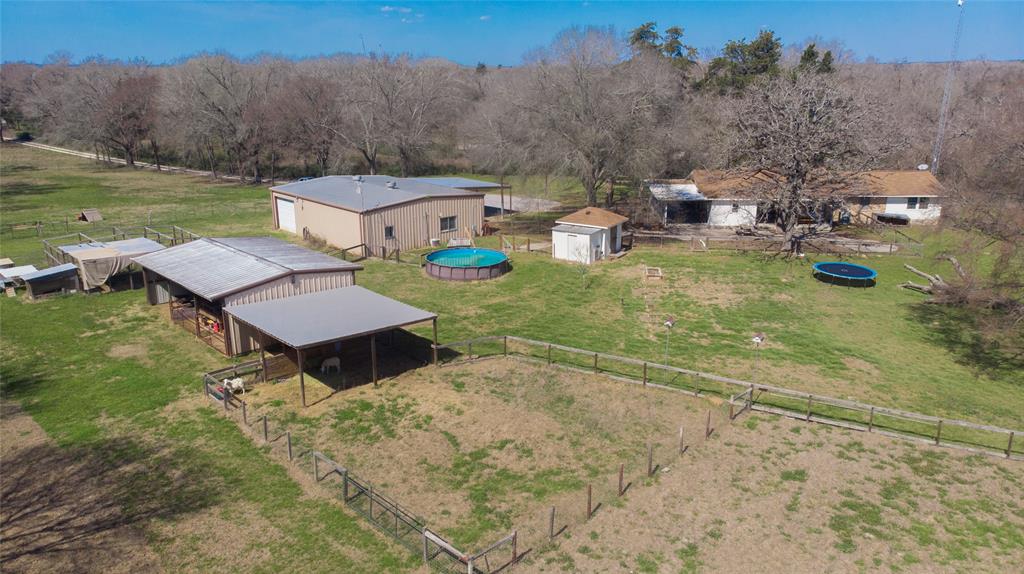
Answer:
xmin=0 ymin=404 xmax=220 ymax=572
xmin=909 ymin=302 xmax=1024 ymax=382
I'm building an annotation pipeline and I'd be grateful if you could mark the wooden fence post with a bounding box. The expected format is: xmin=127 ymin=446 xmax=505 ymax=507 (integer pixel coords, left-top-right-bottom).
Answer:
xmin=503 ymin=336 xmax=508 ymax=356
xmin=868 ymin=407 xmax=875 ymax=432
xmin=935 ymin=420 xmax=943 ymax=445
xmin=678 ymin=426 xmax=685 ymax=454
xmin=549 ymin=506 xmax=555 ymax=539
xmin=262 ymin=415 xmax=269 ymax=442
xmin=748 ymin=384 xmax=754 ymax=409
xmin=705 ymin=410 xmax=712 ymax=439
xmin=586 ymin=484 xmax=592 ymax=520
xmin=593 ymin=352 xmax=598 ymax=372
xmin=806 ymin=395 xmax=813 ymax=422
xmin=286 ymin=431 xmax=293 ymax=461
xmin=342 ymin=470 xmax=349 ymax=500
xmin=647 ymin=444 xmax=654 ymax=477
xmin=618 ymin=463 xmax=624 ymax=496
xmin=1008 ymin=432 xmax=1015 ymax=459
xmin=512 ymin=530 xmax=518 ymax=561
xmin=547 ymin=344 xmax=552 ymax=365
xmin=729 ymin=401 xmax=735 ymax=421
xmin=313 ymin=454 xmax=319 ymax=481
xmin=241 ymin=401 xmax=247 ymax=425
xmin=643 ymin=362 xmax=648 ymax=386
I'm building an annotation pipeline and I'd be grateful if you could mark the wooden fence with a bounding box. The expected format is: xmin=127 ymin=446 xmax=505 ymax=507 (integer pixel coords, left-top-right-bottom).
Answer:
xmin=41 ymin=225 xmax=200 ymax=265
xmin=200 ymin=366 xmax=526 ymax=574
xmin=432 ymin=335 xmax=1022 ymax=461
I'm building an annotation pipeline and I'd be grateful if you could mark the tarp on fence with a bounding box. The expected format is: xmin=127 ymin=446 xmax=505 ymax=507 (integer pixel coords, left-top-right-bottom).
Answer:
xmin=63 ymin=237 xmax=165 ymax=289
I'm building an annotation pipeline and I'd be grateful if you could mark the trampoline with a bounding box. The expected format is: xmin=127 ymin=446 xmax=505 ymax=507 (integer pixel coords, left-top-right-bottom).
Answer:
xmin=812 ymin=261 xmax=877 ymax=287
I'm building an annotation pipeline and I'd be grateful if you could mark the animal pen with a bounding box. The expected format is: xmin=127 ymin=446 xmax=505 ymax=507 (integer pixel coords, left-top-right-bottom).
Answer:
xmin=201 ymin=362 xmax=524 ymax=574
xmin=431 ymin=335 xmax=1022 ymax=461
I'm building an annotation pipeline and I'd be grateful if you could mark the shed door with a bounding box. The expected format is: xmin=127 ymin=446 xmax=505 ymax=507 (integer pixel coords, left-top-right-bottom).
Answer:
xmin=276 ymin=197 xmax=296 ymax=233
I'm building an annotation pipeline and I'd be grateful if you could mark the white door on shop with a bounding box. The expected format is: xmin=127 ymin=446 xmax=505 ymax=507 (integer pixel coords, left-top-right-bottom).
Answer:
xmin=276 ymin=198 xmax=296 ymax=233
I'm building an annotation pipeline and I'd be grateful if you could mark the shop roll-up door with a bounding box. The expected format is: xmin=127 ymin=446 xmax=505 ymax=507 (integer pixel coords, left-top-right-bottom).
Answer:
xmin=276 ymin=197 xmax=296 ymax=233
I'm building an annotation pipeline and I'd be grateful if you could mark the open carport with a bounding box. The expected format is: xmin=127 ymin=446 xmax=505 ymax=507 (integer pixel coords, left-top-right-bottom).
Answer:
xmin=224 ymin=285 xmax=438 ymax=407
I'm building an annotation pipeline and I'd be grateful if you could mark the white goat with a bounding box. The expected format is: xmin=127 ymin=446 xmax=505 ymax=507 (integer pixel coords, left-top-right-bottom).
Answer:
xmin=320 ymin=357 xmax=341 ymax=374
xmin=222 ymin=377 xmax=246 ymax=395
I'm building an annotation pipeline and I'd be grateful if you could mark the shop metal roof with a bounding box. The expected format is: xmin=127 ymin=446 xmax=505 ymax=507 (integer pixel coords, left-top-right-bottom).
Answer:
xmin=551 ymin=224 xmax=604 ymax=235
xmin=413 ymin=177 xmax=506 ymax=189
xmin=225 ymin=286 xmax=436 ymax=349
xmin=271 ymin=175 xmax=484 ymax=213
xmin=132 ymin=237 xmax=361 ymax=301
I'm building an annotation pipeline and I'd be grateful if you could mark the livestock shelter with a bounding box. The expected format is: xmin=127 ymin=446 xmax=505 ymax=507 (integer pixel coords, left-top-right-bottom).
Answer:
xmin=551 ymin=207 xmax=629 ymax=265
xmin=224 ymin=286 xmax=437 ymax=406
xmin=21 ymin=263 xmax=80 ymax=299
xmin=56 ymin=237 xmax=166 ymax=290
xmin=270 ymin=175 xmax=486 ymax=255
xmin=133 ymin=237 xmax=362 ymax=355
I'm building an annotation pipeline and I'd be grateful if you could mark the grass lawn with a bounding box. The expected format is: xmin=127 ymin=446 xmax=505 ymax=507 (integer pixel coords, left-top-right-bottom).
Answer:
xmin=2 ymin=143 xmax=1022 ymax=570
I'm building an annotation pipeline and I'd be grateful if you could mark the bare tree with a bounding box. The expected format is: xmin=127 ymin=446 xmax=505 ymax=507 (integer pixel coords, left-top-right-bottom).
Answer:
xmin=726 ymin=69 xmax=905 ymax=252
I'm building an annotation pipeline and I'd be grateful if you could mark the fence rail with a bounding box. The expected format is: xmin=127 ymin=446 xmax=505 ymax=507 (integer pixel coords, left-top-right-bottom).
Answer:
xmin=41 ymin=225 xmax=200 ymax=266
xmin=433 ymin=335 xmax=1022 ymax=461
xmin=200 ymin=370 xmax=525 ymax=574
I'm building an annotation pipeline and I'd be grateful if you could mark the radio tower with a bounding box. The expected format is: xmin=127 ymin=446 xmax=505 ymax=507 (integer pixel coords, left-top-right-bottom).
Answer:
xmin=931 ymin=0 xmax=967 ymax=175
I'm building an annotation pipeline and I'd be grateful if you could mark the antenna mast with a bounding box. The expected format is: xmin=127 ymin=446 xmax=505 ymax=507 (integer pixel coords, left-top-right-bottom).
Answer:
xmin=931 ymin=0 xmax=966 ymax=175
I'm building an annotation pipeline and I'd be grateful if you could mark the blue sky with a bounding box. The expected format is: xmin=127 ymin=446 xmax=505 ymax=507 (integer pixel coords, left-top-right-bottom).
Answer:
xmin=1 ymin=1 xmax=1021 ymax=65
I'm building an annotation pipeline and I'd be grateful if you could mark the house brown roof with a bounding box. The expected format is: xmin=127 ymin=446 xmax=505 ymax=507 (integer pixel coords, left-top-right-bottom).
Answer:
xmin=689 ymin=169 xmax=943 ymax=199
xmin=555 ymin=207 xmax=629 ymax=228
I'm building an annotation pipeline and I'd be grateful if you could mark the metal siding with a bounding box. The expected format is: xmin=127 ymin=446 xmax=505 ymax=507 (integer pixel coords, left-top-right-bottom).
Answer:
xmin=224 ymin=270 xmax=355 ymax=307
xmin=362 ymin=196 xmax=484 ymax=253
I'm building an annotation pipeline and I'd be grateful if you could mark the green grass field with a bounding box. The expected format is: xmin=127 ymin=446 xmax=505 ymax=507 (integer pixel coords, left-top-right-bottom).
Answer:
xmin=1 ymin=143 xmax=1021 ymax=571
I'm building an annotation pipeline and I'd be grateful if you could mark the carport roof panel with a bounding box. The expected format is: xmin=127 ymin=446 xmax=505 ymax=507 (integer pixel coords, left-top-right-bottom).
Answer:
xmin=225 ymin=286 xmax=437 ymax=349
xmin=551 ymin=224 xmax=604 ymax=235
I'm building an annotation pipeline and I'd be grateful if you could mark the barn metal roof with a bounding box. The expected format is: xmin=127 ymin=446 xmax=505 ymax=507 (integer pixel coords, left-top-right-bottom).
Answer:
xmin=132 ymin=237 xmax=360 ymax=301
xmin=271 ymin=176 xmax=483 ymax=213
xmin=413 ymin=177 xmax=506 ymax=189
xmin=225 ymin=286 xmax=436 ymax=349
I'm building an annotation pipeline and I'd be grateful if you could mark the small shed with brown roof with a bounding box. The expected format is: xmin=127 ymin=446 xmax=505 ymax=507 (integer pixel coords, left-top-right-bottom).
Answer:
xmin=551 ymin=207 xmax=629 ymax=264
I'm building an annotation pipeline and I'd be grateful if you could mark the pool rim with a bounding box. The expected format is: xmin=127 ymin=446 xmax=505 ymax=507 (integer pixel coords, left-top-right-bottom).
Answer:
xmin=423 ymin=247 xmax=510 ymax=281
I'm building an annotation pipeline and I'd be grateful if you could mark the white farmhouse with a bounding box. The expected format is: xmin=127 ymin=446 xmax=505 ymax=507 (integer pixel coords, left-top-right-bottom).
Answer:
xmin=551 ymin=207 xmax=629 ymax=265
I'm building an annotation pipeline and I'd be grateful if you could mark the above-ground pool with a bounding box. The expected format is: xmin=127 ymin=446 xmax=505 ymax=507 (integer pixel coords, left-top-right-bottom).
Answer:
xmin=813 ymin=261 xmax=878 ymax=287
xmin=425 ymin=248 xmax=510 ymax=281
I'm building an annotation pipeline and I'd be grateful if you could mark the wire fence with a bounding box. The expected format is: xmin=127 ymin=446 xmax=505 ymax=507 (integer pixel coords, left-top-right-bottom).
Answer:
xmin=201 ymin=363 xmax=526 ymax=574
xmin=433 ymin=335 xmax=1022 ymax=461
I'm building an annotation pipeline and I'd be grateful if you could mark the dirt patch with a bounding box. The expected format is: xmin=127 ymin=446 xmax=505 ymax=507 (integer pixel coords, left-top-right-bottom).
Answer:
xmin=0 ymin=402 xmax=161 ymax=574
xmin=842 ymin=356 xmax=882 ymax=378
xmin=107 ymin=342 xmax=154 ymax=367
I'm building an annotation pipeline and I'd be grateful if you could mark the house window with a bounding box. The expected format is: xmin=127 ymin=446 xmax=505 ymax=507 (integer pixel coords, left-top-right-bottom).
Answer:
xmin=731 ymin=203 xmax=740 ymax=212
xmin=384 ymin=225 xmax=395 ymax=240
xmin=440 ymin=216 xmax=457 ymax=233
xmin=906 ymin=197 xmax=919 ymax=209
xmin=859 ymin=196 xmax=871 ymax=207
xmin=919 ymin=197 xmax=930 ymax=209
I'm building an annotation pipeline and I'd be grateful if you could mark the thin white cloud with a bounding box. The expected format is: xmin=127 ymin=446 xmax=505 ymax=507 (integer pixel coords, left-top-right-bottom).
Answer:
xmin=479 ymin=15 xmax=491 ymax=21
xmin=381 ymin=5 xmax=412 ymax=13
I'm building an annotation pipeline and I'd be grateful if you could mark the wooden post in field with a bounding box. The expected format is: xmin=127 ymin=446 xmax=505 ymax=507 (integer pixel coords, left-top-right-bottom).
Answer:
xmin=729 ymin=401 xmax=735 ymax=420
xmin=618 ymin=463 xmax=624 ymax=496
xmin=1008 ymin=432 xmax=1015 ymax=459
xmin=259 ymin=331 xmax=268 ymax=384
xmin=432 ymin=318 xmax=439 ymax=366
xmin=678 ymin=426 xmax=685 ymax=454
xmin=286 ymin=431 xmax=293 ymax=461
xmin=512 ymin=530 xmax=517 ymax=561
xmin=313 ymin=453 xmax=319 ymax=481
xmin=935 ymin=420 xmax=943 ymax=445
xmin=705 ymin=410 xmax=711 ymax=439
xmin=643 ymin=362 xmax=648 ymax=386
xmin=647 ymin=444 xmax=654 ymax=477
xmin=241 ymin=401 xmax=247 ymax=425
xmin=547 ymin=344 xmax=552 ymax=365
xmin=593 ymin=353 xmax=598 ymax=372
xmin=586 ymin=484 xmax=592 ymax=520
xmin=868 ymin=407 xmax=875 ymax=432
xmin=748 ymin=384 xmax=754 ymax=410
xmin=503 ymin=335 xmax=508 ymax=356
xmin=548 ymin=506 xmax=555 ymax=539
xmin=262 ymin=415 xmax=269 ymax=442
xmin=805 ymin=395 xmax=813 ymax=422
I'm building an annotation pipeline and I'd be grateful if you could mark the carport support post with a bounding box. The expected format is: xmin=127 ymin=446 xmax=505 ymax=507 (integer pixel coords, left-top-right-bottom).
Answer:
xmin=432 ymin=318 xmax=439 ymax=366
xmin=298 ymin=349 xmax=306 ymax=408
xmin=259 ymin=331 xmax=268 ymax=384
xmin=371 ymin=334 xmax=379 ymax=386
